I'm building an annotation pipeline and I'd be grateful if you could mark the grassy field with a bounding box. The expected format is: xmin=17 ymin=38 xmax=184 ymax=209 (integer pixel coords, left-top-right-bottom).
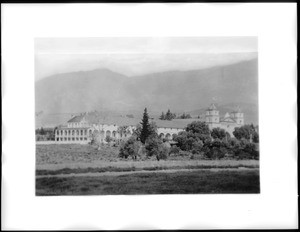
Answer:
xmin=36 ymin=144 xmax=259 ymax=171
xmin=36 ymin=144 xmax=120 ymax=165
xmin=36 ymin=169 xmax=260 ymax=195
xmin=36 ymin=144 xmax=260 ymax=195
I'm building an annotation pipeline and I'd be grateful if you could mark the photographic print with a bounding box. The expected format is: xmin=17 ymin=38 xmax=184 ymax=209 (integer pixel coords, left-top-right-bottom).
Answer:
xmin=35 ymin=37 xmax=260 ymax=195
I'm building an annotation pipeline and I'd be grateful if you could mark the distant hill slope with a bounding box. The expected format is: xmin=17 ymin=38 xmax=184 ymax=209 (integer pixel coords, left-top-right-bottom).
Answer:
xmin=35 ymin=58 xmax=258 ymax=125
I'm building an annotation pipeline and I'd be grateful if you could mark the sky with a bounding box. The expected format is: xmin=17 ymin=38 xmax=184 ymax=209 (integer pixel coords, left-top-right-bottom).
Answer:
xmin=35 ymin=37 xmax=258 ymax=81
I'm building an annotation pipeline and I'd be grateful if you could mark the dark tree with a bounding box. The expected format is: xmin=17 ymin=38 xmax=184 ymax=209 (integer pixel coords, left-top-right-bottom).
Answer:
xmin=233 ymin=124 xmax=259 ymax=143
xmin=140 ymin=108 xmax=151 ymax=144
xmin=119 ymin=136 xmax=141 ymax=160
xmin=211 ymin=127 xmax=226 ymax=140
xmin=186 ymin=121 xmax=210 ymax=136
xmin=40 ymin=127 xmax=45 ymax=135
xmin=145 ymin=135 xmax=169 ymax=161
xmin=159 ymin=112 xmax=165 ymax=120
xmin=165 ymin=109 xmax=171 ymax=120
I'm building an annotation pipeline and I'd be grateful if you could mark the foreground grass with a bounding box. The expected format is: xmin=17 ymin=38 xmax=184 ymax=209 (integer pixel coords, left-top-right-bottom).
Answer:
xmin=36 ymin=170 xmax=260 ymax=195
xmin=36 ymin=162 xmax=258 ymax=176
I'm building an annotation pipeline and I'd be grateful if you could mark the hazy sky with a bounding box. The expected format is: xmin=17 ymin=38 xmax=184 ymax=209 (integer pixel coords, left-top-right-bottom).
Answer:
xmin=35 ymin=37 xmax=258 ymax=80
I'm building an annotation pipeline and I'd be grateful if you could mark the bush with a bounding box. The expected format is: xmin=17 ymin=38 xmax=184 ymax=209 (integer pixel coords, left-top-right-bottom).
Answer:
xmin=119 ymin=136 xmax=142 ymax=160
xmin=191 ymin=140 xmax=203 ymax=154
xmin=169 ymin=145 xmax=180 ymax=155
xmin=178 ymin=150 xmax=191 ymax=157
xmin=203 ymin=139 xmax=228 ymax=160
xmin=211 ymin=127 xmax=226 ymax=140
xmin=145 ymin=136 xmax=169 ymax=161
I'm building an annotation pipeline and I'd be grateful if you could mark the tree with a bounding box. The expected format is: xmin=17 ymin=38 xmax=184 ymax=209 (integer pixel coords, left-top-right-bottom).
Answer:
xmin=203 ymin=139 xmax=228 ymax=160
xmin=173 ymin=121 xmax=211 ymax=153
xmin=178 ymin=113 xmax=192 ymax=119
xmin=186 ymin=121 xmax=210 ymax=135
xmin=173 ymin=131 xmax=195 ymax=151
xmin=165 ymin=109 xmax=171 ymax=120
xmin=211 ymin=127 xmax=226 ymax=140
xmin=185 ymin=121 xmax=211 ymax=144
xmin=40 ymin=127 xmax=45 ymax=135
xmin=233 ymin=124 xmax=259 ymax=142
xmin=140 ymin=108 xmax=151 ymax=144
xmin=134 ymin=121 xmax=157 ymax=142
xmin=119 ymin=136 xmax=142 ymax=160
xmin=117 ymin=125 xmax=131 ymax=138
xmin=145 ymin=135 xmax=169 ymax=161
xmin=159 ymin=112 xmax=165 ymax=120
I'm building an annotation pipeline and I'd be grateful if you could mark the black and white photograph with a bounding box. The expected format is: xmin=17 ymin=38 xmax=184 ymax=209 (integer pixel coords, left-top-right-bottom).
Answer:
xmin=35 ymin=37 xmax=260 ymax=195
xmin=2 ymin=3 xmax=297 ymax=230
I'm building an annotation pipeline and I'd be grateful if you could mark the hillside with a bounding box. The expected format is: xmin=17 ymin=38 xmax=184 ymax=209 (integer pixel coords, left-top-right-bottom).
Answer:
xmin=35 ymin=58 xmax=258 ymax=125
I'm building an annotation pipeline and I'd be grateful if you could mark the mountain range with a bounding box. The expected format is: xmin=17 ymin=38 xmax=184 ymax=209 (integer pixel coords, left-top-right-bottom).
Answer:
xmin=35 ymin=58 xmax=259 ymax=125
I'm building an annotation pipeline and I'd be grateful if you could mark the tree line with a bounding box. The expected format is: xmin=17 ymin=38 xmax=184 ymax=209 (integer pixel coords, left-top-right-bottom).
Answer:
xmin=35 ymin=127 xmax=56 ymax=141
xmin=159 ymin=109 xmax=192 ymax=120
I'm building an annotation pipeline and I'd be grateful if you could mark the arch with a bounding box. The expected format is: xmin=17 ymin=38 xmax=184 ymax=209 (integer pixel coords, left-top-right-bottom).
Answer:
xmin=64 ymin=130 xmax=67 ymax=136
xmin=165 ymin=133 xmax=171 ymax=140
xmin=105 ymin=130 xmax=111 ymax=137
xmin=100 ymin=130 xmax=105 ymax=138
xmin=159 ymin=133 xmax=165 ymax=139
xmin=88 ymin=129 xmax=93 ymax=136
xmin=112 ymin=131 xmax=117 ymax=138
xmin=72 ymin=130 xmax=75 ymax=136
xmin=76 ymin=130 xmax=79 ymax=136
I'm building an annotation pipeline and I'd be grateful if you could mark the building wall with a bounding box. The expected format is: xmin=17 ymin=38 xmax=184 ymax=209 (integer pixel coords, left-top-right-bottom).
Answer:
xmin=55 ymin=122 xmax=185 ymax=144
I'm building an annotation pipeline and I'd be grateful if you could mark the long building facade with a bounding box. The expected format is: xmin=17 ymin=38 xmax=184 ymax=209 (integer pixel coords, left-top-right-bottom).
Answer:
xmin=54 ymin=104 xmax=244 ymax=144
xmin=55 ymin=112 xmax=184 ymax=144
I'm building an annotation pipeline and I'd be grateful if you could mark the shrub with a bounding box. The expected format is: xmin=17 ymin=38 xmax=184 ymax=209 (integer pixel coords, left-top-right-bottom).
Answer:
xmin=119 ymin=136 xmax=141 ymax=160
xmin=145 ymin=136 xmax=169 ymax=161
xmin=178 ymin=150 xmax=191 ymax=157
xmin=203 ymin=139 xmax=228 ymax=160
xmin=191 ymin=140 xmax=203 ymax=154
xmin=211 ymin=127 xmax=226 ymax=140
xmin=169 ymin=145 xmax=180 ymax=155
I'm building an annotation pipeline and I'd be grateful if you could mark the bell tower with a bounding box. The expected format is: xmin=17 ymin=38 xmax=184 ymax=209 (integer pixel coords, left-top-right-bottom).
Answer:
xmin=230 ymin=106 xmax=244 ymax=125
xmin=205 ymin=103 xmax=220 ymax=127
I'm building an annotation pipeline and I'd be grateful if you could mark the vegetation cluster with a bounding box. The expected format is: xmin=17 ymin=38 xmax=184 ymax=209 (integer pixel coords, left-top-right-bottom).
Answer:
xmin=119 ymin=108 xmax=259 ymax=161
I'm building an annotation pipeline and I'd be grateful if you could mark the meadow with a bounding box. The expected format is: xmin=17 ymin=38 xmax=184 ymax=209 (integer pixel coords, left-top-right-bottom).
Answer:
xmin=36 ymin=144 xmax=260 ymax=195
xmin=36 ymin=169 xmax=260 ymax=195
xmin=36 ymin=144 xmax=259 ymax=174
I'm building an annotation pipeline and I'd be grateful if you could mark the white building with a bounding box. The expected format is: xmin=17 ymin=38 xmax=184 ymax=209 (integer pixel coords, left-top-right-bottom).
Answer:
xmin=54 ymin=104 xmax=244 ymax=144
xmin=205 ymin=103 xmax=244 ymax=136
xmin=54 ymin=112 xmax=184 ymax=144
